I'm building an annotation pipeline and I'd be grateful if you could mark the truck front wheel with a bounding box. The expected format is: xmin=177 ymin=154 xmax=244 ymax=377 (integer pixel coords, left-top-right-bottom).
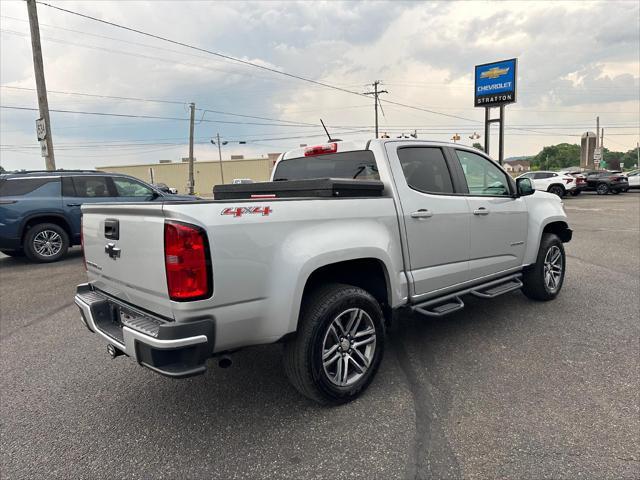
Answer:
xmin=521 ymin=233 xmax=565 ymax=301
xmin=283 ymin=283 xmax=385 ymax=405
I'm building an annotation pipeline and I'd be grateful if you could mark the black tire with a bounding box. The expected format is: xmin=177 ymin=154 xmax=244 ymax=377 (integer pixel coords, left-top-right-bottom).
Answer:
xmin=283 ymin=283 xmax=385 ymax=405
xmin=0 ymin=249 xmax=24 ymax=257
xmin=548 ymin=184 xmax=565 ymax=197
xmin=23 ymin=223 xmax=69 ymax=263
xmin=596 ymin=183 xmax=609 ymax=195
xmin=570 ymin=190 xmax=580 ymax=196
xmin=522 ymin=233 xmax=565 ymax=301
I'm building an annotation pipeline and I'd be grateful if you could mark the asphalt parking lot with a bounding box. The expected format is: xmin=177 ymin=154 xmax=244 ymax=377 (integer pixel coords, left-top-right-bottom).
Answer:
xmin=1 ymin=192 xmax=638 ymax=480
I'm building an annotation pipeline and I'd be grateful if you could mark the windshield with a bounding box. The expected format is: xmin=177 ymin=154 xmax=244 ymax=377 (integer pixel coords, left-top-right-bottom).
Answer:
xmin=273 ymin=150 xmax=379 ymax=181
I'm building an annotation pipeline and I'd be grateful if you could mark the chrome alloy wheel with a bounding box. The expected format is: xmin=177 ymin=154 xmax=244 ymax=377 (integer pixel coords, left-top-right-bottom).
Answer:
xmin=322 ymin=308 xmax=376 ymax=387
xmin=33 ymin=230 xmax=63 ymax=257
xmin=543 ymin=245 xmax=563 ymax=293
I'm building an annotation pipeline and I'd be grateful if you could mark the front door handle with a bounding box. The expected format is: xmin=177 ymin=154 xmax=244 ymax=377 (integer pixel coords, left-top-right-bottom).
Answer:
xmin=410 ymin=209 xmax=433 ymax=219
xmin=67 ymin=203 xmax=81 ymax=207
xmin=473 ymin=207 xmax=490 ymax=216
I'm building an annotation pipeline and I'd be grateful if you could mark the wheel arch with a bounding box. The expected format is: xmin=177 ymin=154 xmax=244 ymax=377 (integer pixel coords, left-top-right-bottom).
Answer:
xmin=292 ymin=257 xmax=393 ymax=332
xmin=542 ymin=220 xmax=572 ymax=243
xmin=547 ymin=183 xmax=566 ymax=192
xmin=20 ymin=214 xmax=73 ymax=245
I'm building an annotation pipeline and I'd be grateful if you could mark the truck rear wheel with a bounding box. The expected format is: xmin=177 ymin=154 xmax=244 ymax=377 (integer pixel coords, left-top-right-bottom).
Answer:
xmin=521 ymin=233 xmax=565 ymax=301
xmin=283 ymin=283 xmax=385 ymax=405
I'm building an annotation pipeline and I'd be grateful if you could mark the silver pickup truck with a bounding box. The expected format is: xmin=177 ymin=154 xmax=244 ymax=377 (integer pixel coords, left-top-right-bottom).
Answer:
xmin=75 ymin=139 xmax=572 ymax=404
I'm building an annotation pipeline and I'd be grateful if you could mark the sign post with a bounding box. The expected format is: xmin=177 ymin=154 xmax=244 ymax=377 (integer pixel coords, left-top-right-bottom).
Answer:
xmin=593 ymin=147 xmax=602 ymax=169
xmin=474 ymin=58 xmax=517 ymax=165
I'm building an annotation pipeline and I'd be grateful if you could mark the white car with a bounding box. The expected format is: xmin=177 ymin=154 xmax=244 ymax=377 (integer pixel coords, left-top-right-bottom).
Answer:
xmin=517 ymin=171 xmax=576 ymax=197
xmin=626 ymin=170 xmax=640 ymax=189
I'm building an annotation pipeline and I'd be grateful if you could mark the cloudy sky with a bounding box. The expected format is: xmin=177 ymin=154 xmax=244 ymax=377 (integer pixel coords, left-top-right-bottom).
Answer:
xmin=1 ymin=0 xmax=638 ymax=171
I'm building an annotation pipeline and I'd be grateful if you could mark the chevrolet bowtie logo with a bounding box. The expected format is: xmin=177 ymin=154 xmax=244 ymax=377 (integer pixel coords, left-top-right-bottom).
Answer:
xmin=480 ymin=67 xmax=510 ymax=79
xmin=105 ymin=242 xmax=121 ymax=260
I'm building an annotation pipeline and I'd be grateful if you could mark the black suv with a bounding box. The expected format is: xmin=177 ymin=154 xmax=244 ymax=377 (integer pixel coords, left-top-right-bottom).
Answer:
xmin=583 ymin=171 xmax=629 ymax=195
xmin=0 ymin=170 xmax=194 ymax=262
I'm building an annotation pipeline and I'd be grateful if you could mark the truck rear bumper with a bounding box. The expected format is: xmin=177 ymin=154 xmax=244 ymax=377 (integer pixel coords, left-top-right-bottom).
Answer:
xmin=74 ymin=283 xmax=214 ymax=378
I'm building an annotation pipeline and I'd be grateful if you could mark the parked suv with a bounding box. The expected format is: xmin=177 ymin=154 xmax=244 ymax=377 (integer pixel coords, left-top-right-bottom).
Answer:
xmin=557 ymin=169 xmax=587 ymax=196
xmin=0 ymin=170 xmax=194 ymax=262
xmin=583 ymin=171 xmax=629 ymax=195
xmin=516 ymin=171 xmax=577 ymax=197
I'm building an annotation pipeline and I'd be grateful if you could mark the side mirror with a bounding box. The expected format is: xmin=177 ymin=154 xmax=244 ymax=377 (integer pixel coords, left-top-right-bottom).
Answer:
xmin=516 ymin=177 xmax=535 ymax=196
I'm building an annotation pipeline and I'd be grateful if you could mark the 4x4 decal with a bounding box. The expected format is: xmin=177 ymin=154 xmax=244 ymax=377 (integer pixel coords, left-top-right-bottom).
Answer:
xmin=221 ymin=206 xmax=272 ymax=218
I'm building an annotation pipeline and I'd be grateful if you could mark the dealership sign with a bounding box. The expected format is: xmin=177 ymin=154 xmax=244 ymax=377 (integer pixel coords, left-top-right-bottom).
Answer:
xmin=474 ymin=58 xmax=517 ymax=107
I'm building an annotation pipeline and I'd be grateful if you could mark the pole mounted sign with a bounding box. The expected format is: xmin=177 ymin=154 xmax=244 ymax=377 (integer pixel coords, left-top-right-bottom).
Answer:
xmin=36 ymin=117 xmax=46 ymax=140
xmin=474 ymin=58 xmax=517 ymax=107
xmin=475 ymin=58 xmax=517 ymax=165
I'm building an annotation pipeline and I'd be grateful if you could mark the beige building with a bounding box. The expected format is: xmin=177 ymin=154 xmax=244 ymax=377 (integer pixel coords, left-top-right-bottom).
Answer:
xmin=97 ymin=154 xmax=280 ymax=196
xmin=503 ymin=160 xmax=531 ymax=174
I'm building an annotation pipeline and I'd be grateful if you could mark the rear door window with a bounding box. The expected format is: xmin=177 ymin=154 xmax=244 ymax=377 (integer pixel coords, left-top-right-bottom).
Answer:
xmin=273 ymin=150 xmax=379 ymax=181
xmin=0 ymin=177 xmax=60 ymax=197
xmin=397 ymin=147 xmax=454 ymax=194
xmin=70 ymin=176 xmax=115 ymax=197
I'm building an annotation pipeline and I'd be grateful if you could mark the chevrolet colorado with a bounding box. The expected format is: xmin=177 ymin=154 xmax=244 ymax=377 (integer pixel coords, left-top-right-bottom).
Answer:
xmin=75 ymin=140 xmax=572 ymax=404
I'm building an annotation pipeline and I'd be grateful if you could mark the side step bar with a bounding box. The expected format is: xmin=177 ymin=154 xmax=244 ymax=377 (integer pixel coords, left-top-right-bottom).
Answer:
xmin=411 ymin=274 xmax=523 ymax=318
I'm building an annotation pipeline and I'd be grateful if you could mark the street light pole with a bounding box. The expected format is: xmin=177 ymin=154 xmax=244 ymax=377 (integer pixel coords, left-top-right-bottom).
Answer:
xmin=216 ymin=133 xmax=225 ymax=184
xmin=187 ymin=102 xmax=195 ymax=194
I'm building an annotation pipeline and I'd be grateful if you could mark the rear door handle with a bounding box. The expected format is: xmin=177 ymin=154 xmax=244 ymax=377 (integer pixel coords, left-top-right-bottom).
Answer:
xmin=410 ymin=209 xmax=433 ymax=219
xmin=473 ymin=207 xmax=490 ymax=216
xmin=67 ymin=203 xmax=81 ymax=207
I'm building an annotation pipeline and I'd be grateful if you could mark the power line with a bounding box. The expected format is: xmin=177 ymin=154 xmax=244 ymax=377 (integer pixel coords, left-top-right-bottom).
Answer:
xmin=33 ymin=2 xmax=490 ymax=125
xmin=35 ymin=2 xmax=367 ymax=97
xmin=0 ymin=105 xmax=329 ymax=128
xmin=0 ymin=85 xmax=327 ymax=128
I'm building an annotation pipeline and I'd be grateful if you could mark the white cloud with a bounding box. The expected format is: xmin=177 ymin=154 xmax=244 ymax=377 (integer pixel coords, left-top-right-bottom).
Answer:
xmin=1 ymin=0 xmax=638 ymax=171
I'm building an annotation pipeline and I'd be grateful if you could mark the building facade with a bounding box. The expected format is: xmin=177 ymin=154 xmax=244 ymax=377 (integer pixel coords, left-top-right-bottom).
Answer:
xmin=97 ymin=155 xmax=279 ymax=196
xmin=503 ymin=160 xmax=531 ymax=174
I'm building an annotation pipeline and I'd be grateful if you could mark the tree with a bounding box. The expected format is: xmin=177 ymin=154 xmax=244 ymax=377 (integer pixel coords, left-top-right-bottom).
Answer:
xmin=0 ymin=165 xmax=5 ymax=173
xmin=531 ymin=143 xmax=580 ymax=170
xmin=472 ymin=142 xmax=484 ymax=151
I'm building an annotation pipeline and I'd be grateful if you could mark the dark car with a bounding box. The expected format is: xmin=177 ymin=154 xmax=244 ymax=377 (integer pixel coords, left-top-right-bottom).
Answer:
xmin=583 ymin=170 xmax=629 ymax=195
xmin=0 ymin=170 xmax=195 ymax=262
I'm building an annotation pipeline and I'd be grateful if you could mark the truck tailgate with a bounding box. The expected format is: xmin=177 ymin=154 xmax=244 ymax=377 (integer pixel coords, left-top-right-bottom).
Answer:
xmin=82 ymin=203 xmax=173 ymax=319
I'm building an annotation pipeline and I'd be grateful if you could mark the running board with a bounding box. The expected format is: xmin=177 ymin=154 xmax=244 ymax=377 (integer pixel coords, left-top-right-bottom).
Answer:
xmin=411 ymin=274 xmax=523 ymax=318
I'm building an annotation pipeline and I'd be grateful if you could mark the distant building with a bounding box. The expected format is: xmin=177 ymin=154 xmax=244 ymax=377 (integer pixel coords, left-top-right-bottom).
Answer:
xmin=504 ymin=160 xmax=531 ymax=173
xmin=97 ymin=155 xmax=279 ymax=196
xmin=581 ymin=132 xmax=597 ymax=169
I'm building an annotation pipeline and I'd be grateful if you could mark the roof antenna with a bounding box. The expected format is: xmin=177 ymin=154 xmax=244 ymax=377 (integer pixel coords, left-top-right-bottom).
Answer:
xmin=320 ymin=119 xmax=341 ymax=142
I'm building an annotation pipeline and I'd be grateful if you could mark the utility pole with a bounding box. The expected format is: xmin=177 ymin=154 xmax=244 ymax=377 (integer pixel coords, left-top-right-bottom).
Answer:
xmin=216 ymin=133 xmax=225 ymax=185
xmin=187 ymin=102 xmax=195 ymax=194
xmin=26 ymin=0 xmax=55 ymax=170
xmin=363 ymin=81 xmax=388 ymax=138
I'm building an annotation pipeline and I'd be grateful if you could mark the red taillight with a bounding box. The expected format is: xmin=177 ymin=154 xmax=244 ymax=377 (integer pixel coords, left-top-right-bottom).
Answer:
xmin=164 ymin=221 xmax=211 ymax=301
xmin=610 ymin=176 xmax=620 ymax=182
xmin=304 ymin=142 xmax=338 ymax=157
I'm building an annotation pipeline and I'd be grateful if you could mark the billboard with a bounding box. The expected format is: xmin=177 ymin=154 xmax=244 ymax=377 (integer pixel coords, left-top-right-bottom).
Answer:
xmin=474 ymin=58 xmax=517 ymax=107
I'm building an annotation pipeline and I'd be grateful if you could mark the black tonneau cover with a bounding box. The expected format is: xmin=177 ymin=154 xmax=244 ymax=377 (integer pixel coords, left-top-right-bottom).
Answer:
xmin=213 ymin=178 xmax=384 ymax=200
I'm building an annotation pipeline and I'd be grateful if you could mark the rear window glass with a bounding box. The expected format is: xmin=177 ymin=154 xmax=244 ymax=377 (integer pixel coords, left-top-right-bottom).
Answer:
xmin=273 ymin=150 xmax=379 ymax=181
xmin=397 ymin=147 xmax=454 ymax=194
xmin=71 ymin=176 xmax=113 ymax=197
xmin=0 ymin=177 xmax=60 ymax=196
